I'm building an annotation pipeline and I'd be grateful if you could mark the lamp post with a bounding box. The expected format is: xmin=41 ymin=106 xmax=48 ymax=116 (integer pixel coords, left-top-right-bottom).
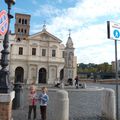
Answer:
xmin=0 ymin=0 xmax=15 ymax=93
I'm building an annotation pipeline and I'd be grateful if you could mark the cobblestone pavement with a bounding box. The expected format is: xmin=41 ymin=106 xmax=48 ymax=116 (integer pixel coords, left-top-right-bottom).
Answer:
xmin=12 ymin=83 xmax=120 ymax=120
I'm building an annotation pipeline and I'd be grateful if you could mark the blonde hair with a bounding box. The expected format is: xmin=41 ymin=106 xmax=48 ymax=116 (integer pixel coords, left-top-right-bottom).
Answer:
xmin=30 ymin=85 xmax=36 ymax=91
xmin=41 ymin=86 xmax=47 ymax=91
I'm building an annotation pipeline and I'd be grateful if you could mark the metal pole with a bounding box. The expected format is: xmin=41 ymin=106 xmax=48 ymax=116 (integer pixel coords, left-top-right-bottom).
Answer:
xmin=0 ymin=7 xmax=10 ymax=93
xmin=0 ymin=1 xmax=14 ymax=93
xmin=115 ymin=40 xmax=119 ymax=120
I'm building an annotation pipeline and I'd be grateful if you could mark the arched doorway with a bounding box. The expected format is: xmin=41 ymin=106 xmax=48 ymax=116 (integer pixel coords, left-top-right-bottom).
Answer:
xmin=60 ymin=69 xmax=64 ymax=80
xmin=15 ymin=67 xmax=24 ymax=83
xmin=38 ymin=68 xmax=46 ymax=83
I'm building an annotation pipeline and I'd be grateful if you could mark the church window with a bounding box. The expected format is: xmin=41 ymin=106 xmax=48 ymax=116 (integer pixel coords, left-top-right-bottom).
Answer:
xmin=18 ymin=28 xmax=20 ymax=32
xmin=21 ymin=29 xmax=23 ymax=33
xmin=32 ymin=48 xmax=36 ymax=55
xmin=17 ymin=38 xmax=21 ymax=42
xmin=18 ymin=18 xmax=21 ymax=23
xmin=24 ymin=29 xmax=27 ymax=34
xmin=42 ymin=49 xmax=46 ymax=56
xmin=22 ymin=19 xmax=24 ymax=24
xmin=52 ymin=50 xmax=56 ymax=57
xmin=25 ymin=19 xmax=27 ymax=24
xmin=19 ymin=47 xmax=23 ymax=55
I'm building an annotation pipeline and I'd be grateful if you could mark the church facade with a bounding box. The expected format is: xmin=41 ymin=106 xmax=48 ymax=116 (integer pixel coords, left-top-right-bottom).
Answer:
xmin=0 ymin=13 xmax=77 ymax=84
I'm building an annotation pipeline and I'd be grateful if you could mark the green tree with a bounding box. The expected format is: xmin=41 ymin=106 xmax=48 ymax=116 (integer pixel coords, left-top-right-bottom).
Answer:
xmin=77 ymin=62 xmax=112 ymax=73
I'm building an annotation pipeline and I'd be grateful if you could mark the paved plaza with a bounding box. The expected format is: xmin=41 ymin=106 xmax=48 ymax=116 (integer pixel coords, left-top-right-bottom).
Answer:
xmin=12 ymin=83 xmax=120 ymax=120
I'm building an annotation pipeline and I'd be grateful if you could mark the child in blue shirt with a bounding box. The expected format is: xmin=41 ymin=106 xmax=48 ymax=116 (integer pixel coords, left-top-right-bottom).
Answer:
xmin=39 ymin=87 xmax=49 ymax=120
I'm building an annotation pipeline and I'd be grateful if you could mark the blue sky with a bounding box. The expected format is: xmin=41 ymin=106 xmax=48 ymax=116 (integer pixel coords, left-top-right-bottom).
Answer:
xmin=1 ymin=0 xmax=120 ymax=64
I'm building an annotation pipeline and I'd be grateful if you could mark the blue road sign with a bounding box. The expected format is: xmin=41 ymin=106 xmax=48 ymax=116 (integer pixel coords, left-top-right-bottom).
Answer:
xmin=113 ymin=30 xmax=120 ymax=38
xmin=107 ymin=21 xmax=120 ymax=40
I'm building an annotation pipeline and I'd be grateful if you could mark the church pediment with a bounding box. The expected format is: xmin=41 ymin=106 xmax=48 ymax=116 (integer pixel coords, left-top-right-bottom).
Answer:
xmin=28 ymin=30 xmax=62 ymax=43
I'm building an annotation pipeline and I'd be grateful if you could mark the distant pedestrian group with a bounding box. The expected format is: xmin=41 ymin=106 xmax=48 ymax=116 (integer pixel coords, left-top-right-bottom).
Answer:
xmin=28 ymin=84 xmax=49 ymax=120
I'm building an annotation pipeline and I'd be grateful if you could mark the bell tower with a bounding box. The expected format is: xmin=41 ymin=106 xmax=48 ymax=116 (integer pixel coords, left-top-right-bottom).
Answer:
xmin=64 ymin=30 xmax=75 ymax=82
xmin=15 ymin=13 xmax=31 ymax=41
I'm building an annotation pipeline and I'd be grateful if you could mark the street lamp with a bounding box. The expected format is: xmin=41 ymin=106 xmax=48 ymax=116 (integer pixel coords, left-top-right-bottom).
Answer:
xmin=0 ymin=0 xmax=15 ymax=93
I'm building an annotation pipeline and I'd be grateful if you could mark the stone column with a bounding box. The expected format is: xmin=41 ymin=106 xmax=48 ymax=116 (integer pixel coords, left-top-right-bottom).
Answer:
xmin=36 ymin=66 xmax=39 ymax=84
xmin=102 ymin=88 xmax=116 ymax=120
xmin=54 ymin=90 xmax=69 ymax=120
xmin=0 ymin=91 xmax=15 ymax=120
xmin=27 ymin=64 xmax=30 ymax=84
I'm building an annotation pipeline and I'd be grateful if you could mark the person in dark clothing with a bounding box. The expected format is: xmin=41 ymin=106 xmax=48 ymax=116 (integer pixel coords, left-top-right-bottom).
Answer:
xmin=75 ymin=76 xmax=79 ymax=88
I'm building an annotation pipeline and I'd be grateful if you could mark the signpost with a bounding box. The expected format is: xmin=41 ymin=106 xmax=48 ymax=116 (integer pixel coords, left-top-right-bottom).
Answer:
xmin=0 ymin=10 xmax=8 ymax=36
xmin=107 ymin=21 xmax=120 ymax=40
xmin=107 ymin=21 xmax=119 ymax=120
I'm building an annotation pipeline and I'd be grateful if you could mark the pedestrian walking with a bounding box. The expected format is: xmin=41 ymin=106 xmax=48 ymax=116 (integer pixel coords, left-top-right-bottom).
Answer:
xmin=75 ymin=76 xmax=79 ymax=88
xmin=38 ymin=87 xmax=49 ymax=120
xmin=28 ymin=84 xmax=37 ymax=120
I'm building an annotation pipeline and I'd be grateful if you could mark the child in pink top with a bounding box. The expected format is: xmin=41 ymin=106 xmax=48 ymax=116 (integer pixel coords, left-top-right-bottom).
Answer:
xmin=28 ymin=84 xmax=37 ymax=120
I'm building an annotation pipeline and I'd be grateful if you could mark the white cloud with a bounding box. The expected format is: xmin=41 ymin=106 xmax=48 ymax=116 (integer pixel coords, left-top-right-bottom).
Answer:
xmin=76 ymin=0 xmax=120 ymax=19
xmin=31 ymin=0 xmax=120 ymax=63
xmin=76 ymin=42 xmax=116 ymax=64
xmin=33 ymin=4 xmax=61 ymax=17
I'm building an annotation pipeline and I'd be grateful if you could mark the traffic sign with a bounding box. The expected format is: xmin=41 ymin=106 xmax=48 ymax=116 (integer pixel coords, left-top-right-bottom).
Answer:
xmin=113 ymin=30 xmax=119 ymax=38
xmin=107 ymin=21 xmax=120 ymax=120
xmin=107 ymin=21 xmax=120 ymax=40
xmin=0 ymin=10 xmax=8 ymax=36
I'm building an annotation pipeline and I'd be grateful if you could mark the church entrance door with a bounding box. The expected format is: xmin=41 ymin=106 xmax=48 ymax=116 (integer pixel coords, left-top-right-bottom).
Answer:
xmin=38 ymin=68 xmax=46 ymax=83
xmin=15 ymin=67 xmax=24 ymax=83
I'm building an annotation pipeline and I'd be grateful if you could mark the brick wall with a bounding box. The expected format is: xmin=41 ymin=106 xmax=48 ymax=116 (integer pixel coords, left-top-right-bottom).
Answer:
xmin=0 ymin=91 xmax=15 ymax=120
xmin=0 ymin=102 xmax=12 ymax=120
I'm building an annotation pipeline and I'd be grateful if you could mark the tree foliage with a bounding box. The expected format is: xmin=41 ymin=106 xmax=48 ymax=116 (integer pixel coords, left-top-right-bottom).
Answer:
xmin=77 ymin=62 xmax=112 ymax=73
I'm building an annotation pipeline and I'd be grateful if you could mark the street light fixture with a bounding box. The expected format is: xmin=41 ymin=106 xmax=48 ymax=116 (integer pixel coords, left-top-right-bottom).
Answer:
xmin=0 ymin=0 xmax=15 ymax=93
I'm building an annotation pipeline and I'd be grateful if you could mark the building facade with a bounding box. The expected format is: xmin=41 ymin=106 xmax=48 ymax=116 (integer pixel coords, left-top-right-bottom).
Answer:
xmin=0 ymin=13 xmax=77 ymax=84
xmin=111 ymin=60 xmax=120 ymax=73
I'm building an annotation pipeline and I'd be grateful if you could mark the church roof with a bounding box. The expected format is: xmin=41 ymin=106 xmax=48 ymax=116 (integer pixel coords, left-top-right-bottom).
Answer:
xmin=28 ymin=29 xmax=62 ymax=43
xmin=66 ymin=35 xmax=73 ymax=48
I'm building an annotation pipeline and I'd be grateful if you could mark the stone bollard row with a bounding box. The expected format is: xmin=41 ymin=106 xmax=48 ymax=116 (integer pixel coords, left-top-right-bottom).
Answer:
xmin=52 ymin=88 xmax=116 ymax=120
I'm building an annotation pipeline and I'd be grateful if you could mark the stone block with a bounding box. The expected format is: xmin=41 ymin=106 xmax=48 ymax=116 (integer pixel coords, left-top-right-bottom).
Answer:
xmin=0 ymin=91 xmax=15 ymax=120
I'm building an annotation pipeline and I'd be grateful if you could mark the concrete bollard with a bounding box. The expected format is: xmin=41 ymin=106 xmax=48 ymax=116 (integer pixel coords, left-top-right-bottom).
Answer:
xmin=54 ymin=89 xmax=69 ymax=120
xmin=101 ymin=88 xmax=116 ymax=120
